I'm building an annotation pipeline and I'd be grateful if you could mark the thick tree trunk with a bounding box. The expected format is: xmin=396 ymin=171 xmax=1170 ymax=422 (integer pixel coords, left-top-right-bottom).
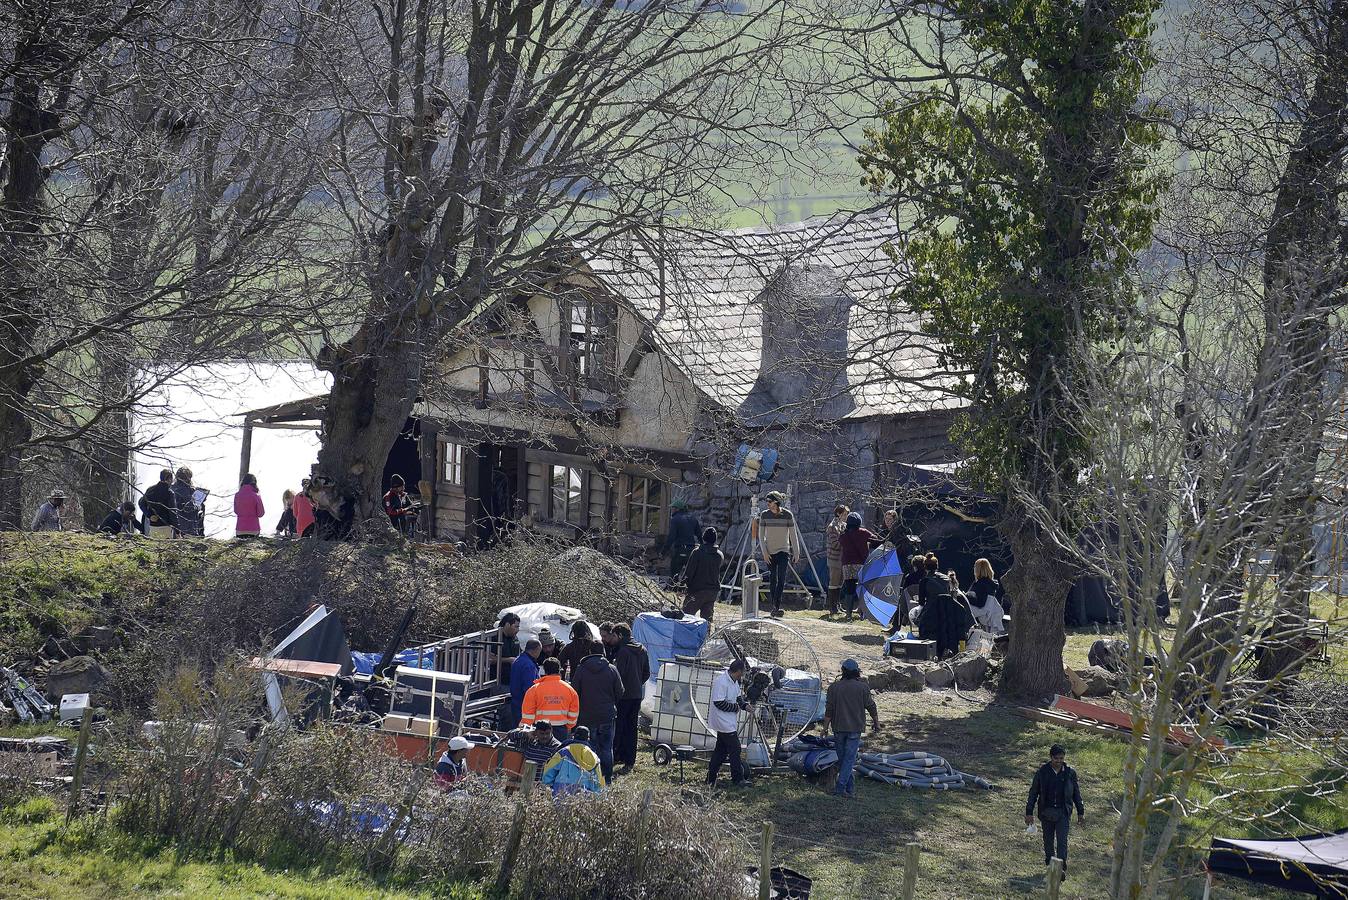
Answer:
xmin=315 ymin=320 xmax=427 ymax=531
xmin=0 ymin=395 xmax=33 ymax=530
xmin=999 ymin=507 xmax=1073 ymax=700
xmin=0 ymin=35 xmax=65 ymax=530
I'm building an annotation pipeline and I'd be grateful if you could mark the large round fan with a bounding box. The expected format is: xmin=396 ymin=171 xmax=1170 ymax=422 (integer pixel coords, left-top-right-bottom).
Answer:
xmin=692 ymin=618 xmax=824 ymax=752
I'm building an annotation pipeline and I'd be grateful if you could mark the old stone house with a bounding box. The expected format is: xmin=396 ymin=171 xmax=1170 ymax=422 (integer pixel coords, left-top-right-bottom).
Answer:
xmin=243 ymin=212 xmax=964 ymax=565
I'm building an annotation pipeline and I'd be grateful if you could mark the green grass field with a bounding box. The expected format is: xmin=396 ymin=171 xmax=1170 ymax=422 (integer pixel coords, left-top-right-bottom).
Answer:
xmin=0 ymin=799 xmax=480 ymax=900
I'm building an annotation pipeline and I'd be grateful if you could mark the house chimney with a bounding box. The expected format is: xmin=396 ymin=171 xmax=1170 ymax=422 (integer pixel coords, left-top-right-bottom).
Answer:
xmin=749 ymin=263 xmax=853 ymax=421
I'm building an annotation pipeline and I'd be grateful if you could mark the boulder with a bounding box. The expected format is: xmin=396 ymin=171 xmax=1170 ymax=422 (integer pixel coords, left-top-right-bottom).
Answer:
xmin=73 ymin=626 xmax=119 ymax=654
xmin=1064 ymin=665 xmax=1087 ymax=699
xmin=1075 ymin=665 xmax=1120 ymax=697
xmin=948 ymin=650 xmax=990 ymax=689
xmin=924 ymin=665 xmax=955 ymax=689
xmin=1089 ymin=639 xmax=1129 ymax=673
xmin=867 ymin=662 xmax=926 ymax=693
xmin=45 ymin=656 xmax=109 ymax=702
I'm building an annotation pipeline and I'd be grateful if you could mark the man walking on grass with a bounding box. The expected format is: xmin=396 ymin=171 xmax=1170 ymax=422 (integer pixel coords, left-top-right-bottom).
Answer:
xmin=821 ymin=658 xmax=879 ymax=798
xmin=1025 ymin=744 xmax=1085 ymax=875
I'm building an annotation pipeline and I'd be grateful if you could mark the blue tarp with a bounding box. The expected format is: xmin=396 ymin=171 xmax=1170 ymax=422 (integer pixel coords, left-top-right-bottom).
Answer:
xmin=632 ymin=612 xmax=709 ymax=686
xmin=350 ymin=648 xmax=435 ymax=676
xmin=858 ymin=547 xmax=905 ymax=627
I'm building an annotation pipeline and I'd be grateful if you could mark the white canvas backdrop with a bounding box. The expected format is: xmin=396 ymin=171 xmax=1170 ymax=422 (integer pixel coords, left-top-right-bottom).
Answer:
xmin=132 ymin=362 xmax=329 ymax=538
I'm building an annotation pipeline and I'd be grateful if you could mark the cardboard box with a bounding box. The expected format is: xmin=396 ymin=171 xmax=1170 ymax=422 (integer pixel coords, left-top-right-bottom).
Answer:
xmin=407 ymin=716 xmax=439 ymax=736
xmin=380 ymin=714 xmax=412 ymax=733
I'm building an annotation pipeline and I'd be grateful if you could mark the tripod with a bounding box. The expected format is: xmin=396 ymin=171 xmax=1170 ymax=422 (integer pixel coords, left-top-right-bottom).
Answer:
xmin=719 ymin=484 xmax=820 ymax=612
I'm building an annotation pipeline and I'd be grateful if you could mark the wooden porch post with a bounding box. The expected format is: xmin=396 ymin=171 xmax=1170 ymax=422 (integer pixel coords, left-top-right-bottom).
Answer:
xmin=240 ymin=418 xmax=255 ymax=483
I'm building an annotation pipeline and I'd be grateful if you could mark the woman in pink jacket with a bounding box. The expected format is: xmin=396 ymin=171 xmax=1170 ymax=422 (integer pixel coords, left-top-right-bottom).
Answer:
xmin=233 ymin=473 xmax=266 ymax=537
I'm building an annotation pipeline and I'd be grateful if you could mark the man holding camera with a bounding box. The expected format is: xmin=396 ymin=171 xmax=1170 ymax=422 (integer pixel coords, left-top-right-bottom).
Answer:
xmin=705 ymin=658 xmax=749 ymax=788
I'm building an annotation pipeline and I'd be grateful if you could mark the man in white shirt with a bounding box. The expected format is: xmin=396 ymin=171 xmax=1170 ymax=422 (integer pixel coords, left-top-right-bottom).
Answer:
xmin=705 ymin=659 xmax=748 ymax=787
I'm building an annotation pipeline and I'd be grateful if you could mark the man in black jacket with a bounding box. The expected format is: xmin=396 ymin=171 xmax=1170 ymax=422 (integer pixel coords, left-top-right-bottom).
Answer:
xmin=1025 ymin=745 xmax=1085 ymax=873
xmin=141 ymin=469 xmax=179 ymax=539
xmin=98 ymin=501 xmax=140 ymax=535
xmin=664 ymin=499 xmax=700 ymax=583
xmin=572 ymin=650 xmax=624 ymax=781
xmin=680 ymin=527 xmax=724 ymax=622
xmin=606 ymin=622 xmax=650 ymax=775
xmin=171 ymin=467 xmax=202 ymax=536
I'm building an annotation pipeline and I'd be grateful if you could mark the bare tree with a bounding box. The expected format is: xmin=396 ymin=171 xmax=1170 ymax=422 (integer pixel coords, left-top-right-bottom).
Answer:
xmin=0 ymin=0 xmax=343 ymax=528
xmin=305 ymin=0 xmax=839 ymax=525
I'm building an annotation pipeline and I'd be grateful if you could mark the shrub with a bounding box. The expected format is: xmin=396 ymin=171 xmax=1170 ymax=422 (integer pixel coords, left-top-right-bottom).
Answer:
xmin=108 ymin=662 xmax=749 ymax=898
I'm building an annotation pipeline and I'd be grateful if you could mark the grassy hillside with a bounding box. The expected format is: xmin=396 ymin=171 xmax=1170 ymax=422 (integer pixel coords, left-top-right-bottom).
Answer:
xmin=0 ymin=532 xmax=663 ymax=710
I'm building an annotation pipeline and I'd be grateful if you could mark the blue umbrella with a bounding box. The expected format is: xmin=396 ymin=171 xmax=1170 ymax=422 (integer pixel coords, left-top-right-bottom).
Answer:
xmin=858 ymin=547 xmax=905 ymax=627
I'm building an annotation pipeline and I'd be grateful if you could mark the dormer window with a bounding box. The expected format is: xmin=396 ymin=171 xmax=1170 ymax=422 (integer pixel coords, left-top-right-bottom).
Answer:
xmin=565 ymin=294 xmax=615 ymax=390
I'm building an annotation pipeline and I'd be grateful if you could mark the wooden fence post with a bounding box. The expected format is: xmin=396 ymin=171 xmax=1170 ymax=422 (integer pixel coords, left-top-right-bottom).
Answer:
xmin=520 ymin=760 xmax=538 ymax=798
xmin=65 ymin=706 xmax=94 ymax=825
xmin=1047 ymin=857 xmax=1063 ymax=899
xmin=759 ymin=821 xmax=774 ymax=900
xmin=373 ymin=766 xmax=428 ymax=867
xmin=899 ymin=842 xmax=921 ymax=899
xmin=220 ymin=727 xmax=275 ymax=853
xmin=496 ymin=802 xmax=528 ymax=896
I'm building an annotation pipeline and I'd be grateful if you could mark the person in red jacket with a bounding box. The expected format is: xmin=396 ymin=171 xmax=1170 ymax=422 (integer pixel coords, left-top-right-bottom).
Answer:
xmin=383 ymin=474 xmax=415 ymax=536
xmin=837 ymin=512 xmax=884 ymax=621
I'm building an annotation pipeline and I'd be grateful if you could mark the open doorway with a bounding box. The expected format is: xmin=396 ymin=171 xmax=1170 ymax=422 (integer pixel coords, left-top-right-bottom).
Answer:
xmin=475 ymin=443 xmax=519 ymax=548
xmin=382 ymin=418 xmax=423 ymax=497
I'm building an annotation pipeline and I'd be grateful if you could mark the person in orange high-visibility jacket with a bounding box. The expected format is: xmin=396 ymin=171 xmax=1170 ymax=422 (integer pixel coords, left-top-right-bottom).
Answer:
xmin=520 ymin=656 xmax=580 ymax=741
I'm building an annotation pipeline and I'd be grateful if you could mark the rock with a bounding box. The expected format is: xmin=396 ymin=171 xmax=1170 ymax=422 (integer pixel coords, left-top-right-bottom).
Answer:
xmin=1075 ymin=665 xmax=1120 ymax=697
xmin=948 ymin=650 xmax=990 ymax=689
xmin=924 ymin=665 xmax=955 ymax=689
xmin=45 ymin=656 xmax=109 ymax=702
xmin=1089 ymin=639 xmax=1129 ymax=673
xmin=867 ymin=662 xmax=926 ymax=693
xmin=73 ymin=626 xmax=119 ymax=654
xmin=1064 ymin=665 xmax=1087 ymax=699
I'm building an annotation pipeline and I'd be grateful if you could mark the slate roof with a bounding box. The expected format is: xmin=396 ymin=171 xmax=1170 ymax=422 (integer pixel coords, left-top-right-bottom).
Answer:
xmin=578 ymin=211 xmax=962 ymax=421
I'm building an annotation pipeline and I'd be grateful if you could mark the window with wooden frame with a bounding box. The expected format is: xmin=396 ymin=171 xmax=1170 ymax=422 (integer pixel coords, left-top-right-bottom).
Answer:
xmin=548 ymin=464 xmax=586 ymax=526
xmin=625 ymin=475 xmax=664 ymax=534
xmin=440 ymin=440 xmax=465 ymax=486
xmin=565 ymin=295 xmax=615 ymax=389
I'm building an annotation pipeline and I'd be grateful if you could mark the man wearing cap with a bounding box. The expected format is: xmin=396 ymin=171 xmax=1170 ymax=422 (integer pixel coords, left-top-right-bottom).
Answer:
xmin=822 ymin=659 xmax=880 ymax=798
xmin=520 ymin=657 xmax=580 ymax=742
xmin=664 ymin=498 xmax=700 ymax=584
xmin=706 ymin=659 xmax=749 ymax=787
xmin=30 ymin=489 xmax=67 ymax=531
xmin=680 ymin=527 xmax=725 ymax=623
xmin=1026 ymin=744 xmax=1085 ymax=874
xmin=435 ymin=735 xmax=473 ymax=789
xmin=757 ymin=491 xmax=800 ymax=617
xmin=535 ymin=627 xmax=564 ymax=666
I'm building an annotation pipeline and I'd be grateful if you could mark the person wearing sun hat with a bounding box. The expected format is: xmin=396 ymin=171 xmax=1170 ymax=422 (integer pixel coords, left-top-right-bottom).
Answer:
xmin=31 ymin=488 xmax=67 ymax=532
